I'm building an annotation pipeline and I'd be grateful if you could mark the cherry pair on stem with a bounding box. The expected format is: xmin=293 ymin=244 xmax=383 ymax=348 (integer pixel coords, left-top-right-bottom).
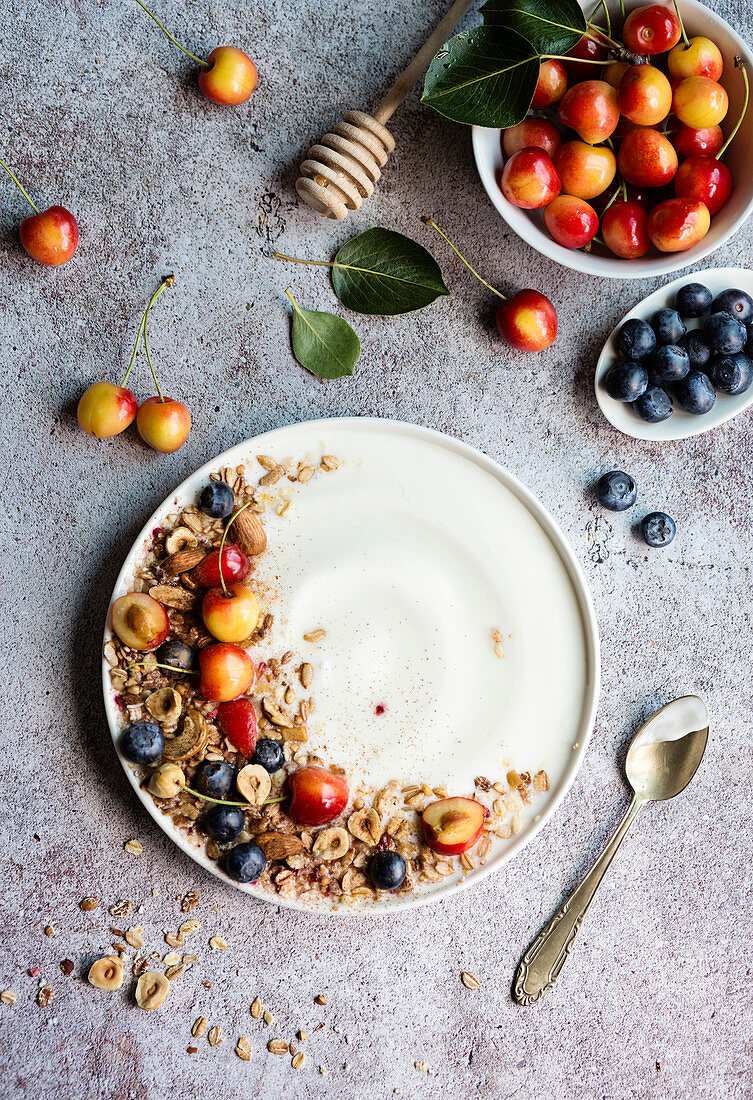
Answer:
xmin=77 ymin=275 xmax=191 ymax=452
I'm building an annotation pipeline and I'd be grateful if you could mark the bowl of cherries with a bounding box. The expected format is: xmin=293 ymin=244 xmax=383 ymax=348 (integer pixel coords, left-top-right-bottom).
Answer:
xmin=472 ymin=0 xmax=753 ymax=277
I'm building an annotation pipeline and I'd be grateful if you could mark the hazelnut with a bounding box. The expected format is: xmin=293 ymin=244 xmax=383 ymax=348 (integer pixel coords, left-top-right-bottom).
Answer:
xmin=148 ymin=762 xmax=186 ymax=799
xmin=164 ymin=526 xmax=198 ymax=555
xmin=135 ymin=970 xmax=170 ymax=1010
xmin=312 ymin=827 xmax=350 ymax=862
xmin=88 ymin=956 xmax=124 ymax=991
xmin=236 ymin=763 xmax=271 ymax=806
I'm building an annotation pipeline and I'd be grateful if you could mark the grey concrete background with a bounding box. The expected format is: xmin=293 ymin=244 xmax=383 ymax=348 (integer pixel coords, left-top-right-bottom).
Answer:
xmin=1 ymin=0 xmax=752 ymax=1096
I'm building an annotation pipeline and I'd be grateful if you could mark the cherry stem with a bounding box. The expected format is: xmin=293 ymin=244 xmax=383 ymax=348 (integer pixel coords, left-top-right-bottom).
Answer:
xmin=621 ymin=178 xmax=627 ymax=201
xmin=717 ymin=58 xmax=749 ymax=160
xmin=672 ymin=0 xmax=690 ymax=49
xmin=421 ymin=216 xmax=507 ymax=301
xmin=601 ymin=183 xmax=624 ymax=216
xmin=143 ymin=274 xmax=175 ymax=401
xmin=584 ymin=24 xmax=622 ymax=50
xmin=216 ymin=499 xmax=254 ymax=598
xmin=599 ymin=0 xmax=611 ymax=38
xmin=273 ymin=251 xmax=333 ymax=268
xmin=542 ymin=54 xmax=606 ymax=65
xmin=133 ymin=0 xmax=208 ymax=67
xmin=0 ymin=158 xmax=39 ymax=213
xmin=619 ymin=0 xmax=625 ymax=19
xmin=127 ymin=661 xmax=199 ymax=675
xmin=183 ymin=786 xmax=286 ymax=808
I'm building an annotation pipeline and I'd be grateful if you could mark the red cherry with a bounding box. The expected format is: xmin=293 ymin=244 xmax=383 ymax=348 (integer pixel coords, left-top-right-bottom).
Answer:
xmin=622 ymin=4 xmax=681 ymax=55
xmin=496 ymin=290 xmax=557 ymax=352
xmin=19 ymin=205 xmax=78 ymax=266
xmin=674 ymin=155 xmax=732 ymax=215
xmin=531 ymin=59 xmax=568 ymax=109
xmin=192 ymin=544 xmax=251 ymax=587
xmin=563 ymin=35 xmax=607 ymax=82
xmin=216 ymin=697 xmax=258 ymax=756
xmin=601 ymin=201 xmax=651 ymax=259
xmin=287 ymin=766 xmax=349 ymax=826
xmin=544 ymin=195 xmax=599 ymax=249
xmin=673 ymin=124 xmax=724 ymax=158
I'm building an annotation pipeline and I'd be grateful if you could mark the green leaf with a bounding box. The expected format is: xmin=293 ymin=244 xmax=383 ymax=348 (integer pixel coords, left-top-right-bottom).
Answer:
xmin=286 ymin=291 xmax=360 ymax=379
xmin=331 ymin=228 xmax=449 ymax=315
xmin=421 ymin=27 xmax=539 ymax=129
xmin=481 ymin=0 xmax=586 ymax=56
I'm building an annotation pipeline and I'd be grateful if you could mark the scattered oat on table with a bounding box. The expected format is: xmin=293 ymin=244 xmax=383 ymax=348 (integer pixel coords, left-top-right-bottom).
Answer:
xmin=251 ymin=997 xmax=263 ymax=1019
xmin=44 ymin=925 xmax=55 ymax=937
xmin=79 ymin=897 xmax=99 ymax=912
xmin=461 ymin=971 xmax=481 ymax=991
xmin=268 ymin=1039 xmax=288 ymax=1055
xmin=180 ymin=891 xmax=200 ymax=913
xmin=314 ymin=994 xmax=327 ymax=1006
xmin=192 ymin=1016 xmax=208 ymax=1038
xmin=208 ymin=1025 xmax=223 ymax=1046
xmin=209 ymin=936 xmax=227 ymax=951
xmin=263 ymin=1009 xmax=274 ymax=1026
xmin=124 ymin=839 xmax=143 ymax=855
xmin=292 ymin=1051 xmax=305 ymax=1069
xmin=1 ymin=991 xmax=17 ymax=1005
xmin=235 ymin=1037 xmax=252 ymax=1061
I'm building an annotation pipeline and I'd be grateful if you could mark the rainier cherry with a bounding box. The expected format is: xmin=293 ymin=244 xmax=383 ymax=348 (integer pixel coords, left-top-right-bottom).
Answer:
xmin=544 ymin=196 xmax=598 ymax=249
xmin=558 ymin=80 xmax=619 ymax=145
xmin=601 ymin=200 xmax=651 ymax=259
xmin=554 ymin=141 xmax=616 ymax=200
xmin=287 ymin=766 xmax=349 ymax=826
xmin=672 ymin=77 xmax=728 ymax=128
xmin=198 ymin=642 xmax=254 ymax=701
xmin=668 ymin=37 xmax=723 ymax=81
xmin=0 ymin=158 xmax=78 ymax=266
xmin=618 ymin=128 xmax=678 ymax=188
xmin=502 ymin=119 xmax=561 ymax=159
xmin=622 ymin=3 xmax=681 ymax=55
xmin=134 ymin=0 xmax=257 ymax=105
xmin=133 ymin=275 xmax=191 ymax=453
xmin=422 ymin=218 xmax=557 ymax=353
xmin=618 ymin=65 xmax=672 ymax=126
xmin=648 ymin=197 xmax=711 ymax=252
xmin=563 ymin=35 xmax=607 ymax=81
xmin=500 ymin=147 xmax=561 ymax=209
xmin=111 ymin=592 xmax=170 ymax=651
xmin=192 ymin=544 xmax=251 ymax=588
xmin=531 ymin=60 xmax=567 ymax=109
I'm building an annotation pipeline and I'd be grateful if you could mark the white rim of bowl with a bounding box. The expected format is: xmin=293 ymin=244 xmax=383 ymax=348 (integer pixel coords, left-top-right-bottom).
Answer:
xmin=102 ymin=417 xmax=601 ymax=915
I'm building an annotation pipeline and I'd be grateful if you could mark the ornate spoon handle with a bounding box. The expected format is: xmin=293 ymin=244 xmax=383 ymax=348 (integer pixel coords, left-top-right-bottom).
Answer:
xmin=513 ymin=795 xmax=644 ymax=1006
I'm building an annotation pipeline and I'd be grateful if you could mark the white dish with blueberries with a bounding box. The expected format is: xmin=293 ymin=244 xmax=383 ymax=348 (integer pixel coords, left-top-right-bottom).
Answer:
xmin=595 ymin=267 xmax=753 ymax=440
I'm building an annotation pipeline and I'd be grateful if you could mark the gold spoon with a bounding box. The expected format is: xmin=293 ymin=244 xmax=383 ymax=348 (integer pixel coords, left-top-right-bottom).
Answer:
xmin=513 ymin=696 xmax=709 ymax=1006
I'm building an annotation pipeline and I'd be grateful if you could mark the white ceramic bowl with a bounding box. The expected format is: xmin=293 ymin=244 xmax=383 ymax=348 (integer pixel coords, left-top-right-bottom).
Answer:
xmin=472 ymin=0 xmax=753 ymax=278
xmin=595 ymin=266 xmax=753 ymax=439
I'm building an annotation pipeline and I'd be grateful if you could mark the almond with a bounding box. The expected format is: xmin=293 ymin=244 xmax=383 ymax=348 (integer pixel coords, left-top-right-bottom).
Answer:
xmin=161 ymin=547 xmax=206 ymax=576
xmin=149 ymin=585 xmax=198 ymax=610
xmin=255 ymin=832 xmax=305 ymax=860
xmin=231 ymin=510 xmax=267 ymax=557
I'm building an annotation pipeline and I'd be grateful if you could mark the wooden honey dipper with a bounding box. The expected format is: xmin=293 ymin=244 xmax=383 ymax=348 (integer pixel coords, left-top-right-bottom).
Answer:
xmin=296 ymin=0 xmax=476 ymax=220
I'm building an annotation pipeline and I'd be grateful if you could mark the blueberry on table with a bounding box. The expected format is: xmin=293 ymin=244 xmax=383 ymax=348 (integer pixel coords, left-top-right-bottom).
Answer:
xmin=369 ymin=850 xmax=407 ymax=891
xmin=605 ymin=360 xmax=648 ymax=402
xmin=640 ymin=511 xmax=676 ymax=548
xmin=120 ymin=721 xmax=165 ymax=765
xmin=712 ymin=288 xmax=753 ymax=325
xmin=596 ymin=470 xmax=637 ymax=511
xmin=634 ymin=386 xmax=673 ymax=423
xmin=650 ymin=307 xmax=686 ymax=345
xmin=194 ymin=760 xmax=235 ymax=799
xmin=710 ymin=353 xmax=753 ymax=395
xmin=674 ymin=370 xmax=716 ymax=414
xmin=678 ymin=331 xmax=711 ymax=369
xmin=250 ymin=738 xmax=285 ymax=774
xmin=199 ymin=481 xmax=235 ymax=519
xmin=704 ymin=312 xmax=747 ymax=355
xmin=157 ymin=639 xmax=196 ymax=670
xmin=203 ymin=804 xmax=245 ymax=843
xmin=650 ymin=344 xmax=689 ymax=384
xmin=618 ymin=317 xmax=656 ymax=360
xmin=225 ymin=841 xmax=267 ymax=883
xmin=676 ymin=282 xmax=712 ymax=318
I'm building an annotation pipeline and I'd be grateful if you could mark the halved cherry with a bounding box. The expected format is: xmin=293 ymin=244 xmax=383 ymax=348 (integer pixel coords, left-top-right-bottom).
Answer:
xmin=422 ymin=797 xmax=485 ymax=856
xmin=216 ymin=697 xmax=258 ymax=756
xmin=111 ymin=592 xmax=169 ymax=651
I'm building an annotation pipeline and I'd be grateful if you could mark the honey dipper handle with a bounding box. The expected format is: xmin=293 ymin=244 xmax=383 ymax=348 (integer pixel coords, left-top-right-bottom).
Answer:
xmin=373 ymin=0 xmax=477 ymax=125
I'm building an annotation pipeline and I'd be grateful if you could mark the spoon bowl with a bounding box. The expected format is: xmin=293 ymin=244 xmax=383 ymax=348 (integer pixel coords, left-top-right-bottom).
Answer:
xmin=626 ymin=696 xmax=709 ymax=803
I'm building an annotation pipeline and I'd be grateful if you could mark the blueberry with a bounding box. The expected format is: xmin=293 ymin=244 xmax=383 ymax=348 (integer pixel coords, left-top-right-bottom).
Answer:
xmin=617 ymin=317 xmax=656 ymax=360
xmin=225 ymin=841 xmax=267 ymax=883
xmin=634 ymin=386 xmax=673 ymax=423
xmin=194 ymin=760 xmax=235 ymax=799
xmin=712 ymin=288 xmax=753 ymax=325
xmin=651 ymin=307 xmax=686 ymax=346
xmin=640 ymin=511 xmax=676 ymax=548
xmin=157 ymin=639 xmax=196 ymax=671
xmin=674 ymin=370 xmax=716 ymax=414
xmin=676 ymin=282 xmax=712 ymax=318
xmin=203 ymin=804 xmax=245 ymax=843
xmin=704 ymin=311 xmax=747 ymax=355
xmin=250 ymin=738 xmax=285 ymax=774
xmin=710 ymin=353 xmax=753 ymax=395
xmin=649 ymin=344 xmax=689 ymax=384
xmin=605 ymin=360 xmax=648 ymax=402
xmin=745 ymin=325 xmax=753 ymax=358
xmin=369 ymin=850 xmax=407 ymax=891
xmin=595 ymin=470 xmax=637 ymax=511
xmin=199 ymin=481 xmax=235 ymax=519
xmin=120 ymin=721 xmax=165 ymax=765
xmin=678 ymin=331 xmax=711 ymax=369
